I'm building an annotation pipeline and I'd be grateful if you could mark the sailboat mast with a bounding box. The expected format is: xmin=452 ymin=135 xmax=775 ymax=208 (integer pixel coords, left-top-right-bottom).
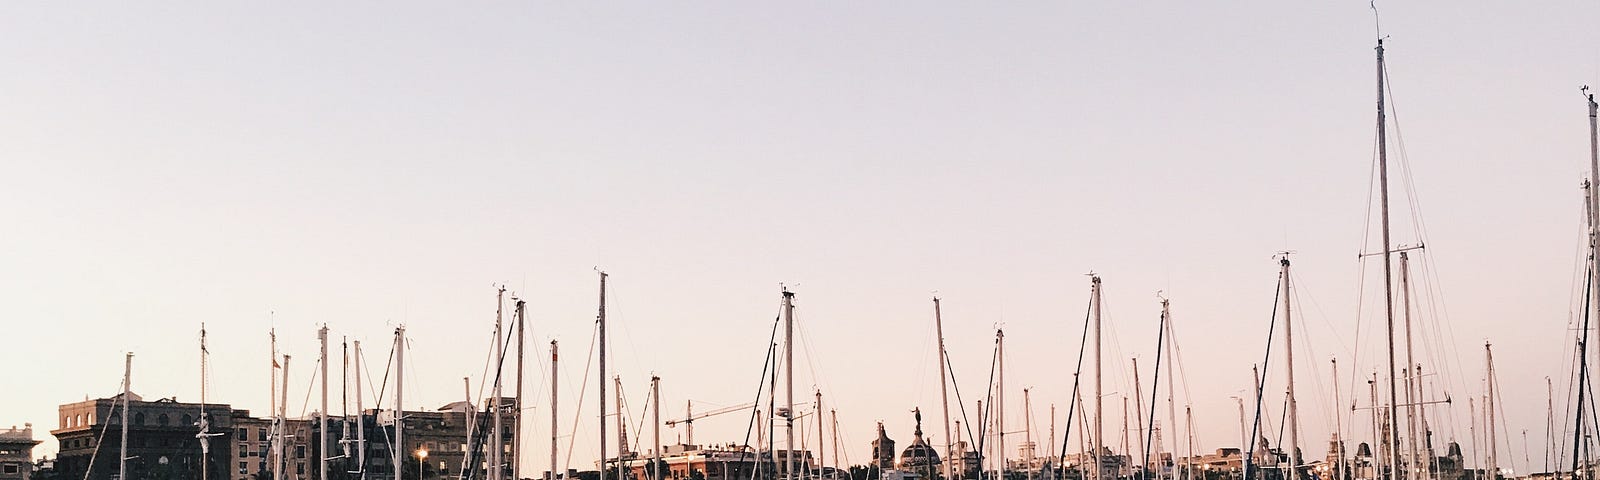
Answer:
xmin=1333 ymin=359 xmax=1344 ymax=480
xmin=1133 ymin=359 xmax=1145 ymax=476
xmin=1092 ymin=276 xmax=1103 ymax=480
xmin=494 ymin=287 xmax=506 ymax=480
xmin=1399 ymin=252 xmax=1421 ymax=480
xmin=935 ymin=297 xmax=956 ymax=480
xmin=1486 ymin=343 xmax=1497 ymax=480
xmin=201 ymin=325 xmax=210 ymax=480
xmin=1025 ymin=388 xmax=1035 ymax=480
xmin=121 ymin=352 xmax=132 ymax=480
xmin=463 ymin=378 xmax=475 ymax=480
xmin=321 ymin=326 xmax=331 ymax=480
xmin=356 ymin=340 xmax=366 ymax=480
xmin=1374 ymin=37 xmax=1404 ymax=480
xmin=1162 ymin=299 xmax=1178 ymax=480
xmin=270 ymin=329 xmax=279 ymax=480
xmin=598 ymin=272 xmax=609 ymax=480
xmin=281 ymin=355 xmax=290 ymax=480
xmin=999 ymin=329 xmax=1008 ymax=480
xmin=653 ymin=376 xmax=663 ymax=480
xmin=816 ymin=390 xmax=825 ymax=478
xmin=1281 ymin=257 xmax=1303 ymax=480
xmin=831 ymin=410 xmax=841 ymax=480
xmin=551 ymin=341 xmax=559 ymax=480
xmin=394 ymin=327 xmax=405 ymax=480
xmin=516 ymin=299 xmax=527 ymax=480
xmin=783 ymin=288 xmax=796 ymax=480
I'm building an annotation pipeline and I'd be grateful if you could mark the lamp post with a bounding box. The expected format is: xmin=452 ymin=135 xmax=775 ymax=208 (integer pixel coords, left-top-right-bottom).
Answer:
xmin=416 ymin=449 xmax=428 ymax=480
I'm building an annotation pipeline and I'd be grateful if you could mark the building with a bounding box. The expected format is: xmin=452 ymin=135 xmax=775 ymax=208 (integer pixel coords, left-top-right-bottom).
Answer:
xmin=52 ymin=393 xmax=514 ymax=480
xmin=1 ymin=424 xmax=41 ymax=480
xmin=52 ymin=393 xmax=240 ymax=480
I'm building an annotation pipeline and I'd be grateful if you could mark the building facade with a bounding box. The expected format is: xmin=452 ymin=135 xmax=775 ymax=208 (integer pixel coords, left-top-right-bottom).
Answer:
xmin=1 ymin=425 xmax=41 ymax=480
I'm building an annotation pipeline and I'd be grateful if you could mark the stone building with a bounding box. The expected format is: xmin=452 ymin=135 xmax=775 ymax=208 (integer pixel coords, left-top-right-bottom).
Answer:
xmin=52 ymin=393 xmax=514 ymax=480
xmin=1 ymin=425 xmax=41 ymax=480
xmin=52 ymin=393 xmax=240 ymax=480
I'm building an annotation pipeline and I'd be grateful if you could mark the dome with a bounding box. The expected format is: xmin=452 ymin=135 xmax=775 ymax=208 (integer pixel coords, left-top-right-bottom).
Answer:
xmin=898 ymin=408 xmax=941 ymax=468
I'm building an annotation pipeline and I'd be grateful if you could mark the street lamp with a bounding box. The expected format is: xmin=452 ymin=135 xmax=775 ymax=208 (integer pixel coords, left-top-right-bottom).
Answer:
xmin=416 ymin=449 xmax=428 ymax=480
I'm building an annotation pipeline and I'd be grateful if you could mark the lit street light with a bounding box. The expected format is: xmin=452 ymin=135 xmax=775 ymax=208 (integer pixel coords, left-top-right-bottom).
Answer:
xmin=416 ymin=449 xmax=428 ymax=480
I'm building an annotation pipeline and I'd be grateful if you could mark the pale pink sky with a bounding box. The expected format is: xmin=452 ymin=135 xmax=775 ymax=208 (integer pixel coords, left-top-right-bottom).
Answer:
xmin=1 ymin=2 xmax=1594 ymax=477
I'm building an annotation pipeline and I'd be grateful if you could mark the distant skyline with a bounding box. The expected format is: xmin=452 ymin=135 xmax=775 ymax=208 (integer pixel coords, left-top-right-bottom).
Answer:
xmin=4 ymin=1 xmax=1599 ymax=478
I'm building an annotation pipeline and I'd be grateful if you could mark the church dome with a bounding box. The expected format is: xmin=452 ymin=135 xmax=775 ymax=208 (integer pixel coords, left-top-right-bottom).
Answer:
xmin=899 ymin=408 xmax=941 ymax=468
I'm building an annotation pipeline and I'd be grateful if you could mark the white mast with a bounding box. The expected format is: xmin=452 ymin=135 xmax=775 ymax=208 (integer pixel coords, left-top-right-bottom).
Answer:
xmin=831 ymin=410 xmax=841 ymax=480
xmin=653 ymin=376 xmax=662 ymax=480
xmin=1399 ymin=252 xmax=1421 ymax=480
xmin=597 ymin=272 xmax=609 ymax=480
xmin=121 ymin=352 xmax=132 ymax=480
xmin=321 ymin=326 xmax=331 ymax=480
xmin=1333 ymin=359 xmax=1345 ymax=480
xmin=201 ymin=325 xmax=211 ymax=480
xmin=1092 ymin=276 xmax=1103 ymax=480
xmin=1162 ymin=298 xmax=1177 ymax=480
xmin=494 ymin=287 xmax=506 ymax=480
xmin=281 ymin=355 xmax=290 ymax=480
xmin=934 ymin=297 xmax=955 ymax=480
xmin=464 ymin=378 xmax=476 ymax=480
xmin=1281 ymin=257 xmax=1303 ymax=480
xmin=815 ymin=390 xmax=825 ymax=478
xmin=783 ymin=288 xmax=796 ymax=480
xmin=394 ymin=327 xmax=405 ymax=480
xmin=1485 ymin=343 xmax=1497 ymax=480
xmin=516 ymin=298 xmax=527 ymax=480
xmin=271 ymin=330 xmax=280 ymax=480
xmin=355 ymin=340 xmax=367 ymax=480
xmin=999 ymin=329 xmax=1008 ymax=480
xmin=1025 ymin=388 xmax=1035 ymax=480
xmin=550 ymin=341 xmax=559 ymax=480
xmin=1133 ymin=359 xmax=1145 ymax=476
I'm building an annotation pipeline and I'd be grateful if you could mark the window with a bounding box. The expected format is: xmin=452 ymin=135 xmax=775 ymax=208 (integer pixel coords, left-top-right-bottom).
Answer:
xmin=239 ymin=462 xmax=248 ymax=474
xmin=4 ymin=464 xmax=18 ymax=474
xmin=239 ymin=444 xmax=249 ymax=455
xmin=158 ymin=414 xmax=169 ymax=426
xmin=295 ymin=446 xmax=306 ymax=459
xmin=296 ymin=463 xmax=304 ymax=475
xmin=77 ymin=414 xmax=85 ymax=427
xmin=258 ymin=429 xmax=267 ymax=441
xmin=135 ymin=413 xmax=146 ymax=425
xmin=239 ymin=428 xmax=248 ymax=439
xmin=182 ymin=414 xmax=193 ymax=426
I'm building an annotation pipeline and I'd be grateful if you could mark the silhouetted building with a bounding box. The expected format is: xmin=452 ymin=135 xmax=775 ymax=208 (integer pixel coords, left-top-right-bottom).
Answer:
xmin=1 ymin=425 xmax=41 ymax=480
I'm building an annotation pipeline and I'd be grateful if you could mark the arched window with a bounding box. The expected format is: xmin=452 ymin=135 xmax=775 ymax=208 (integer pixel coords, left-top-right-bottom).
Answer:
xmin=182 ymin=414 xmax=193 ymax=426
xmin=158 ymin=414 xmax=169 ymax=426
xmin=134 ymin=412 xmax=145 ymax=425
xmin=77 ymin=414 xmax=85 ymax=427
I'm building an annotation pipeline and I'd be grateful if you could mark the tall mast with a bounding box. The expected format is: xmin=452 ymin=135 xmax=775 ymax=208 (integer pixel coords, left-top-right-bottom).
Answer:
xmin=999 ymin=329 xmax=1008 ymax=480
xmin=815 ymin=390 xmax=825 ymax=478
xmin=550 ymin=341 xmax=559 ymax=480
xmin=121 ymin=352 xmax=132 ymax=480
xmin=597 ymin=272 xmax=609 ymax=480
xmin=1133 ymin=359 xmax=1145 ymax=476
xmin=783 ymin=288 xmax=796 ymax=480
xmin=281 ymin=355 xmax=291 ymax=480
xmin=1399 ymin=252 xmax=1421 ymax=480
xmin=463 ymin=378 xmax=476 ymax=480
xmin=1374 ymin=37 xmax=1404 ymax=480
xmin=1485 ymin=343 xmax=1497 ymax=480
xmin=1091 ymin=275 xmax=1103 ymax=480
xmin=201 ymin=325 xmax=211 ymax=480
xmin=1025 ymin=388 xmax=1035 ymax=480
xmin=1578 ymin=89 xmax=1600 ymax=480
xmin=271 ymin=329 xmax=279 ymax=480
xmin=653 ymin=376 xmax=663 ymax=480
xmin=1162 ymin=298 xmax=1177 ymax=480
xmin=516 ymin=299 xmax=527 ymax=480
xmin=494 ymin=287 xmax=506 ymax=480
xmin=1333 ymin=359 xmax=1345 ymax=480
xmin=356 ymin=340 xmax=366 ymax=480
xmin=614 ymin=378 xmax=625 ymax=461
xmin=1281 ymin=257 xmax=1303 ymax=480
xmin=830 ymin=410 xmax=841 ymax=480
xmin=934 ymin=297 xmax=956 ymax=480
xmin=1120 ymin=398 xmax=1129 ymax=480
xmin=321 ymin=326 xmax=331 ymax=480
xmin=394 ymin=327 xmax=405 ymax=480
xmin=1371 ymin=375 xmax=1382 ymax=480
xmin=342 ymin=338 xmax=351 ymax=466
xmin=492 ymin=286 xmax=505 ymax=480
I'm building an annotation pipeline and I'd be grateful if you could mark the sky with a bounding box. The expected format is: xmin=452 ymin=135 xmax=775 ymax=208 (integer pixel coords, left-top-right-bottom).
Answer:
xmin=3 ymin=1 xmax=1599 ymax=477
